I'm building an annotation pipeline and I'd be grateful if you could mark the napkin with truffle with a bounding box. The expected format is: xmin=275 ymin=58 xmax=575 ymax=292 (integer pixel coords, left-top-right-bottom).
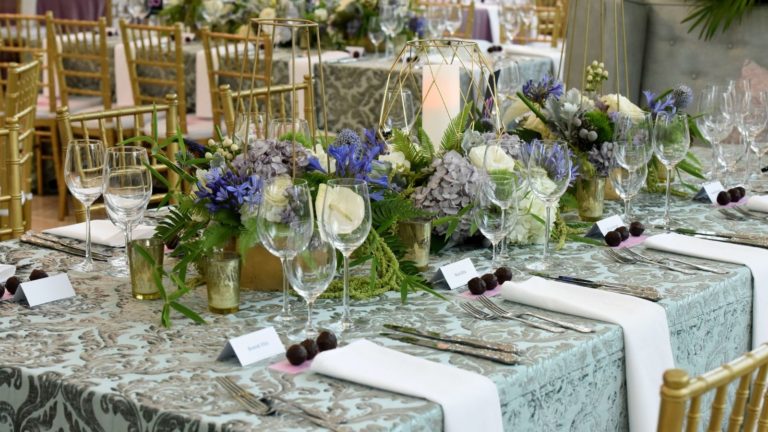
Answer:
xmin=44 ymin=220 xmax=155 ymax=247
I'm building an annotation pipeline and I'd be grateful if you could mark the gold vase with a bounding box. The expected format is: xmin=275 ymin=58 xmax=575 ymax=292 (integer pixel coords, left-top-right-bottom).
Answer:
xmin=576 ymin=176 xmax=606 ymax=222
xmin=397 ymin=219 xmax=431 ymax=272
xmin=605 ymin=169 xmax=621 ymax=201
xmin=206 ymin=252 xmax=241 ymax=314
xmin=222 ymin=238 xmax=283 ymax=292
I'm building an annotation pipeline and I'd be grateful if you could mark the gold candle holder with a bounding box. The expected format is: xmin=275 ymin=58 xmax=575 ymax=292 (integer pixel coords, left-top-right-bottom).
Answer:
xmin=129 ymin=238 xmax=164 ymax=300
xmin=397 ymin=219 xmax=431 ymax=272
xmin=206 ymin=252 xmax=241 ymax=314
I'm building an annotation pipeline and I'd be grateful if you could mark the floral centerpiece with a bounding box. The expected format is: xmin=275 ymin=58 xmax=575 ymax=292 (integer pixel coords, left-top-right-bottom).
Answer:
xmin=160 ymin=0 xmax=292 ymax=34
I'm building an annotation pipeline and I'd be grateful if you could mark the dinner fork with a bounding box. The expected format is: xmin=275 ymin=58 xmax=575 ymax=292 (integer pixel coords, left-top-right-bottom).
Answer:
xmin=718 ymin=208 xmax=747 ymax=221
xmin=215 ymin=377 xmax=343 ymax=430
xmin=473 ymin=298 xmax=565 ymax=333
xmin=623 ymin=248 xmax=728 ymax=274
xmin=732 ymin=206 xmax=768 ymax=221
xmin=604 ymin=248 xmax=695 ymax=275
xmin=459 ymin=301 xmax=499 ymax=320
xmin=477 ymin=296 xmax=594 ymax=333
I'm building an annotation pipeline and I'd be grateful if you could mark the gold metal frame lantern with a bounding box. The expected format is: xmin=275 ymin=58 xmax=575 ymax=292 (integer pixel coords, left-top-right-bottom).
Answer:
xmin=378 ymin=39 xmax=501 ymax=147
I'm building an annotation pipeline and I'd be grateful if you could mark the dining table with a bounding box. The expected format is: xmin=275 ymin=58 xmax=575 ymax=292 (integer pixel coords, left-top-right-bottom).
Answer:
xmin=0 ymin=188 xmax=759 ymax=431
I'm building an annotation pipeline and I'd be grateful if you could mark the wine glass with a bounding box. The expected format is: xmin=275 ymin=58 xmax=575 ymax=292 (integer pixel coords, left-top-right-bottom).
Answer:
xmin=320 ymin=178 xmax=372 ymax=331
xmin=613 ymin=113 xmax=653 ymax=168
xmin=445 ymin=4 xmax=463 ymax=37
xmin=257 ymin=177 xmax=314 ymax=321
xmin=234 ymin=111 xmax=266 ymax=150
xmin=379 ymin=4 xmax=405 ymax=58
xmin=739 ymin=91 xmax=768 ymax=185
xmin=285 ymin=227 xmax=337 ymax=339
xmin=384 ymin=88 xmax=415 ymax=134
xmin=483 ymin=139 xmax=525 ymax=260
xmin=652 ymin=113 xmax=690 ymax=229
xmin=267 ymin=118 xmax=311 ymax=142
xmin=500 ymin=1 xmax=523 ymax=50
xmin=698 ymin=85 xmax=729 ymax=180
xmin=126 ymin=0 xmax=148 ymax=23
xmin=609 ymin=160 xmax=648 ymax=222
xmin=472 ymin=190 xmax=506 ymax=271
xmin=525 ymin=140 xmax=572 ymax=271
xmin=367 ymin=17 xmax=385 ymax=58
xmin=426 ymin=6 xmax=446 ymax=38
xmin=103 ymin=146 xmax=153 ymax=277
xmin=64 ymin=140 xmax=106 ymax=272
xmin=495 ymin=59 xmax=522 ymax=104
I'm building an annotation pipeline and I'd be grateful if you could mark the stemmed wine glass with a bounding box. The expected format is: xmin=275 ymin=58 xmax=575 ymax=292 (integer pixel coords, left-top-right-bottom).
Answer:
xmin=64 ymin=139 xmax=106 ymax=272
xmin=472 ymin=191 xmax=506 ymax=271
xmin=697 ymin=85 xmax=731 ymax=181
xmin=500 ymin=0 xmax=523 ymax=52
xmin=652 ymin=113 xmax=690 ymax=229
xmin=102 ymin=146 xmax=153 ymax=277
xmin=525 ymin=140 xmax=572 ymax=271
xmin=426 ymin=6 xmax=446 ymax=38
xmin=285 ymin=227 xmax=337 ymax=339
xmin=384 ymin=88 xmax=415 ymax=135
xmin=320 ymin=178 xmax=372 ymax=331
xmin=445 ymin=4 xmax=463 ymax=37
xmin=267 ymin=118 xmax=311 ymax=142
xmin=613 ymin=113 xmax=652 ymax=220
xmin=127 ymin=0 xmax=148 ymax=23
xmin=483 ymin=139 xmax=525 ymax=260
xmin=257 ymin=177 xmax=314 ymax=322
xmin=609 ymin=161 xmax=648 ymax=223
xmin=235 ymin=111 xmax=266 ymax=150
xmin=738 ymin=91 xmax=768 ymax=185
xmin=379 ymin=4 xmax=404 ymax=58
xmin=367 ymin=17 xmax=385 ymax=58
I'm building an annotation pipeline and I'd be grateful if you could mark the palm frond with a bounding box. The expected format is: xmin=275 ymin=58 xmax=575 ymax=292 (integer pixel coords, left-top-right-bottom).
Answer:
xmin=683 ymin=0 xmax=755 ymax=40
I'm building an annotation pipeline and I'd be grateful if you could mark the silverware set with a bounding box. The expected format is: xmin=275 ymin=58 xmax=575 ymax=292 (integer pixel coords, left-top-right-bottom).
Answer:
xmin=604 ymin=248 xmax=696 ymax=274
xmin=459 ymin=298 xmax=594 ymax=334
xmin=20 ymin=232 xmax=113 ymax=261
xmin=215 ymin=376 xmax=345 ymax=431
xmin=718 ymin=207 xmax=768 ymax=222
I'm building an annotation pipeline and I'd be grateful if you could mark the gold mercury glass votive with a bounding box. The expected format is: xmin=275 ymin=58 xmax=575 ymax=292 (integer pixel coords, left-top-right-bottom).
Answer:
xmin=128 ymin=238 xmax=164 ymax=300
xmin=397 ymin=219 xmax=431 ymax=272
xmin=206 ymin=252 xmax=241 ymax=314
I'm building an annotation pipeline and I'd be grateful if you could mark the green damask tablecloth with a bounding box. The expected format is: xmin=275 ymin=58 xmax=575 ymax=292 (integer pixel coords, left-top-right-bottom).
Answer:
xmin=0 ymin=194 xmax=757 ymax=431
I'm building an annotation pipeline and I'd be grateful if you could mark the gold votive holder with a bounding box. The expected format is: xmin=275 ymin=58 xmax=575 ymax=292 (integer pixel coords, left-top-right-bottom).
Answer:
xmin=128 ymin=238 xmax=164 ymax=300
xmin=397 ymin=219 xmax=431 ymax=272
xmin=206 ymin=252 xmax=241 ymax=314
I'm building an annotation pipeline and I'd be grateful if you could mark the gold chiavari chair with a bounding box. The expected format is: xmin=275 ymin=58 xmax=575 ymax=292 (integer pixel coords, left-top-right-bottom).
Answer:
xmin=418 ymin=1 xmax=475 ymax=39
xmin=200 ymin=27 xmax=272 ymax=135
xmin=46 ymin=12 xmax=114 ymax=220
xmin=657 ymin=343 xmax=768 ymax=432
xmin=0 ymin=60 xmax=39 ymax=237
xmin=502 ymin=0 xmax=566 ymax=48
xmin=119 ymin=19 xmax=213 ymax=141
xmin=219 ymin=76 xmax=316 ymax=139
xmin=56 ymin=94 xmax=180 ymax=222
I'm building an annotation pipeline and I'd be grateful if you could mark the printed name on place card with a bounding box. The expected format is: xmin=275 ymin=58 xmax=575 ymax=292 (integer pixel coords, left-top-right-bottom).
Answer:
xmin=434 ymin=258 xmax=479 ymax=290
xmin=12 ymin=273 xmax=76 ymax=307
xmin=217 ymin=327 xmax=285 ymax=367
xmin=586 ymin=215 xmax=625 ymax=239
xmin=702 ymin=181 xmax=725 ymax=203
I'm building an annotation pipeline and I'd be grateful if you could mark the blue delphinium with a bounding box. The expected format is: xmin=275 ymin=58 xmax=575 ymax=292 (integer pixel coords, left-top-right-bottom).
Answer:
xmin=326 ymin=128 xmax=390 ymax=200
xmin=643 ymin=90 xmax=677 ymax=115
xmin=523 ymin=139 xmax=579 ymax=185
xmin=408 ymin=16 xmax=427 ymax=38
xmin=195 ymin=168 xmax=262 ymax=214
xmin=522 ymin=75 xmax=565 ymax=105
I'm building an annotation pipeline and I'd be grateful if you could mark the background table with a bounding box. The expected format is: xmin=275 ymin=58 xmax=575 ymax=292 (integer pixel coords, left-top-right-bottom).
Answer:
xmin=0 ymin=193 xmax=756 ymax=430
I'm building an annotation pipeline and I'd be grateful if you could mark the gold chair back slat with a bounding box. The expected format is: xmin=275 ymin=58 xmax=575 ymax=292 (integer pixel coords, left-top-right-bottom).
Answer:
xmin=658 ymin=344 xmax=768 ymax=432
xmin=201 ymin=27 xmax=272 ymax=132
xmin=119 ymin=20 xmax=188 ymax=133
xmin=0 ymin=14 xmax=54 ymax=112
xmin=45 ymin=13 xmax=112 ymax=111
xmin=57 ymin=94 xmax=180 ymax=222
xmin=500 ymin=1 xmax=567 ymax=48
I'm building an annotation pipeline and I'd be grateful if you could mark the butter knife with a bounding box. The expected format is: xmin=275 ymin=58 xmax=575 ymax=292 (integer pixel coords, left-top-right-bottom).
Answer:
xmin=532 ymin=273 xmax=663 ymax=302
xmin=381 ymin=333 xmax=520 ymax=365
xmin=20 ymin=234 xmax=111 ymax=261
xmin=383 ymin=324 xmax=520 ymax=354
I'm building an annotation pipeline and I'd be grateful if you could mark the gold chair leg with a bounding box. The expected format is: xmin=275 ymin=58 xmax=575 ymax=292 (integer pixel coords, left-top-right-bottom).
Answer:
xmin=50 ymin=124 xmax=68 ymax=220
xmin=34 ymin=132 xmax=43 ymax=196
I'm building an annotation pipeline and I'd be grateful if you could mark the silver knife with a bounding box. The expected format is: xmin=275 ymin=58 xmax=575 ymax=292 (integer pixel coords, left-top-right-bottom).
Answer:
xmin=20 ymin=234 xmax=111 ymax=261
xmin=381 ymin=333 xmax=520 ymax=365
xmin=383 ymin=324 xmax=520 ymax=354
xmin=31 ymin=232 xmax=114 ymax=258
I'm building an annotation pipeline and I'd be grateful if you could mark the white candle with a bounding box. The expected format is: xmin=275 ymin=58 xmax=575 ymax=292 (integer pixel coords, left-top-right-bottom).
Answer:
xmin=421 ymin=63 xmax=461 ymax=148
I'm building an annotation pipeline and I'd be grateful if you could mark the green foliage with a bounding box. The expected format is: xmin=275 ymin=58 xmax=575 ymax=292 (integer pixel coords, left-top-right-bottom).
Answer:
xmin=391 ymin=128 xmax=434 ymax=173
xmin=371 ymin=196 xmax=432 ymax=234
xmin=683 ymin=0 xmax=756 ymax=40
xmin=440 ymin=103 xmax=474 ymax=154
xmin=583 ymin=111 xmax=613 ymax=144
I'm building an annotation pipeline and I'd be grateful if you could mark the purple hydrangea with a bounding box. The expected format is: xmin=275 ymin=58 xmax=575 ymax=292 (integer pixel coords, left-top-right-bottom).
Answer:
xmin=231 ymin=138 xmax=322 ymax=179
xmin=522 ymin=75 xmax=564 ymax=105
xmin=408 ymin=16 xmax=427 ymax=38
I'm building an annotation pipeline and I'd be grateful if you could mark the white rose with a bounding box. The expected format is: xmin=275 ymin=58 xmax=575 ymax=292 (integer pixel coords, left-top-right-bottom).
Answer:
xmin=335 ymin=0 xmax=354 ymax=12
xmin=314 ymin=8 xmax=328 ymax=22
xmin=378 ymin=151 xmax=411 ymax=173
xmin=600 ymin=94 xmax=645 ymax=117
xmin=507 ymin=174 xmax=556 ymax=245
xmin=263 ymin=175 xmax=293 ymax=208
xmin=468 ymin=145 xmax=516 ymax=172
xmin=316 ymin=183 xmax=365 ymax=235
xmin=259 ymin=7 xmax=276 ymax=19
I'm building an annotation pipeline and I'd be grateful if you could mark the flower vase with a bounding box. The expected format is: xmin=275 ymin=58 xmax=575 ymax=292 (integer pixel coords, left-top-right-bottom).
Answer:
xmin=605 ymin=168 xmax=621 ymax=201
xmin=576 ymin=176 xmax=605 ymax=222
xmin=397 ymin=219 xmax=431 ymax=272
xmin=222 ymin=238 xmax=283 ymax=292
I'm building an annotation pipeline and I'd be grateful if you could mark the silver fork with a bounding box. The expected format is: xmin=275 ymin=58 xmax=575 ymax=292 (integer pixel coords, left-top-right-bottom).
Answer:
xmin=605 ymin=248 xmax=695 ymax=275
xmin=477 ymin=296 xmax=594 ymax=333
xmin=474 ymin=297 xmax=565 ymax=333
xmin=732 ymin=206 xmax=768 ymax=221
xmin=625 ymin=248 xmax=728 ymax=275
xmin=459 ymin=301 xmax=498 ymax=320
xmin=718 ymin=208 xmax=746 ymax=221
xmin=215 ymin=377 xmax=343 ymax=430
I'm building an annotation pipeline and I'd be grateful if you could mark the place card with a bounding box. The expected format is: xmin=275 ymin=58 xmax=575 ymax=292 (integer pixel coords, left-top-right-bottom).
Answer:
xmin=586 ymin=215 xmax=624 ymax=239
xmin=12 ymin=273 xmax=76 ymax=307
xmin=217 ymin=327 xmax=285 ymax=367
xmin=432 ymin=258 xmax=479 ymax=290
xmin=693 ymin=181 xmax=725 ymax=203
xmin=0 ymin=264 xmax=14 ymax=281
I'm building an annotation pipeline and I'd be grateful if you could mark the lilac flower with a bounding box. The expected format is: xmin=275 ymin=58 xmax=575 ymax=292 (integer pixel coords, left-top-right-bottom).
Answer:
xmin=195 ymin=168 xmax=262 ymax=214
xmin=522 ymin=75 xmax=564 ymax=105
xmin=643 ymin=90 xmax=677 ymax=115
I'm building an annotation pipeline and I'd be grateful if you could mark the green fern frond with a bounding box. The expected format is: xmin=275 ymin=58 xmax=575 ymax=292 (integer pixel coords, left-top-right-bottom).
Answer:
xmin=440 ymin=102 xmax=474 ymax=154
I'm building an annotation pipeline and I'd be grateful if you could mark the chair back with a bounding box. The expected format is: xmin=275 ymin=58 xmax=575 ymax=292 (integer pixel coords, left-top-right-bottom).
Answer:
xmin=417 ymin=1 xmax=475 ymax=39
xmin=0 ymin=14 xmax=55 ymax=112
xmin=200 ymin=27 xmax=272 ymax=133
xmin=118 ymin=20 xmax=188 ymax=133
xmin=0 ymin=117 xmax=24 ymax=239
xmin=45 ymin=13 xmax=112 ymax=111
xmin=501 ymin=1 xmax=566 ymax=48
xmin=57 ymin=94 xmax=180 ymax=221
xmin=658 ymin=343 xmax=768 ymax=432
xmin=219 ymin=76 xmax=315 ymax=139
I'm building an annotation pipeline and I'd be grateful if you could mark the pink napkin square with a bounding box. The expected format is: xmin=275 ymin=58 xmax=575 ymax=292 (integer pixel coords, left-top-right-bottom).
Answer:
xmin=269 ymin=359 xmax=313 ymax=375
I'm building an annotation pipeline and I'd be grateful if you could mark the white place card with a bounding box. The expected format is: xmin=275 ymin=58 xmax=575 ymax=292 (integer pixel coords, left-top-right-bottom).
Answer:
xmin=701 ymin=181 xmax=725 ymax=203
xmin=217 ymin=327 xmax=285 ymax=367
xmin=12 ymin=273 xmax=76 ymax=307
xmin=0 ymin=264 xmax=14 ymax=281
xmin=433 ymin=258 xmax=479 ymax=290
xmin=586 ymin=215 xmax=624 ymax=239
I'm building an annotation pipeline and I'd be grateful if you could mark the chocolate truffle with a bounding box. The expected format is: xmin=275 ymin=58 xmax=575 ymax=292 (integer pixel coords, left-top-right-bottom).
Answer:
xmin=301 ymin=338 xmax=319 ymax=360
xmin=316 ymin=331 xmax=338 ymax=352
xmin=605 ymin=230 xmax=622 ymax=247
xmin=494 ymin=267 xmax=513 ymax=284
xmin=629 ymin=221 xmax=645 ymax=237
xmin=481 ymin=273 xmax=499 ymax=291
xmin=467 ymin=277 xmax=486 ymax=295
xmin=286 ymin=344 xmax=308 ymax=366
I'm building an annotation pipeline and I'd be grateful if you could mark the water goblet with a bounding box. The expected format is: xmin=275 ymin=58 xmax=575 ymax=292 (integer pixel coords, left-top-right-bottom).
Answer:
xmin=445 ymin=4 xmax=463 ymax=37
xmin=426 ymin=6 xmax=446 ymax=38
xmin=367 ymin=17 xmax=385 ymax=58
xmin=64 ymin=139 xmax=106 ymax=272
xmin=525 ymin=140 xmax=572 ymax=271
xmin=482 ymin=139 xmax=525 ymax=260
xmin=267 ymin=118 xmax=311 ymax=143
xmin=652 ymin=112 xmax=690 ymax=229
xmin=697 ymin=85 xmax=730 ymax=180
xmin=739 ymin=91 xmax=768 ymax=185
xmin=613 ymin=112 xmax=653 ymax=169
xmin=257 ymin=177 xmax=314 ymax=322
xmin=235 ymin=111 xmax=266 ymax=150
xmin=609 ymin=161 xmax=648 ymax=222
xmin=320 ymin=178 xmax=372 ymax=332
xmin=472 ymin=191 xmax=506 ymax=271
xmin=127 ymin=0 xmax=148 ymax=23
xmin=285 ymin=227 xmax=337 ymax=339
xmin=380 ymin=4 xmax=405 ymax=58
xmin=384 ymin=88 xmax=415 ymax=135
xmin=103 ymin=146 xmax=153 ymax=277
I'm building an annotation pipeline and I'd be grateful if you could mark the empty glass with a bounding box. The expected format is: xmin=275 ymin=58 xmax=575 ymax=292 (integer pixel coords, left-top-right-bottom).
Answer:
xmin=472 ymin=191 xmax=506 ymax=271
xmin=268 ymin=118 xmax=311 ymax=143
xmin=285 ymin=228 xmax=337 ymax=338
xmin=257 ymin=177 xmax=314 ymax=321
xmin=320 ymin=179 xmax=372 ymax=331
xmin=653 ymin=113 xmax=690 ymax=228
xmin=384 ymin=88 xmax=415 ymax=134
xmin=380 ymin=4 xmax=405 ymax=57
xmin=64 ymin=139 xmax=105 ymax=272
xmin=426 ymin=6 xmax=446 ymax=38
xmin=698 ymin=85 xmax=732 ymax=181
xmin=445 ymin=5 xmax=463 ymax=37
xmin=235 ymin=111 xmax=266 ymax=150
xmin=103 ymin=146 xmax=153 ymax=277
xmin=609 ymin=162 xmax=648 ymax=222
xmin=739 ymin=91 xmax=768 ymax=185
xmin=613 ymin=113 xmax=653 ymax=170
xmin=483 ymin=139 xmax=526 ymax=260
xmin=367 ymin=17 xmax=385 ymax=58
xmin=525 ymin=140 xmax=572 ymax=271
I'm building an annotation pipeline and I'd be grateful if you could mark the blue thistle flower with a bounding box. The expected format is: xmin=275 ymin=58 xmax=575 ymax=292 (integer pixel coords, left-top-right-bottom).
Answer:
xmin=522 ymin=75 xmax=564 ymax=105
xmin=672 ymin=85 xmax=693 ymax=110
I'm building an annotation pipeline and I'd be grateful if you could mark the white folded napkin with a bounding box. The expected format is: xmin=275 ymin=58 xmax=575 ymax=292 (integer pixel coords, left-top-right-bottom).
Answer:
xmin=500 ymin=276 xmax=674 ymax=432
xmin=0 ymin=264 xmax=14 ymax=281
xmin=310 ymin=339 xmax=503 ymax=432
xmin=746 ymin=195 xmax=768 ymax=213
xmin=44 ymin=220 xmax=156 ymax=247
xmin=645 ymin=232 xmax=768 ymax=347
